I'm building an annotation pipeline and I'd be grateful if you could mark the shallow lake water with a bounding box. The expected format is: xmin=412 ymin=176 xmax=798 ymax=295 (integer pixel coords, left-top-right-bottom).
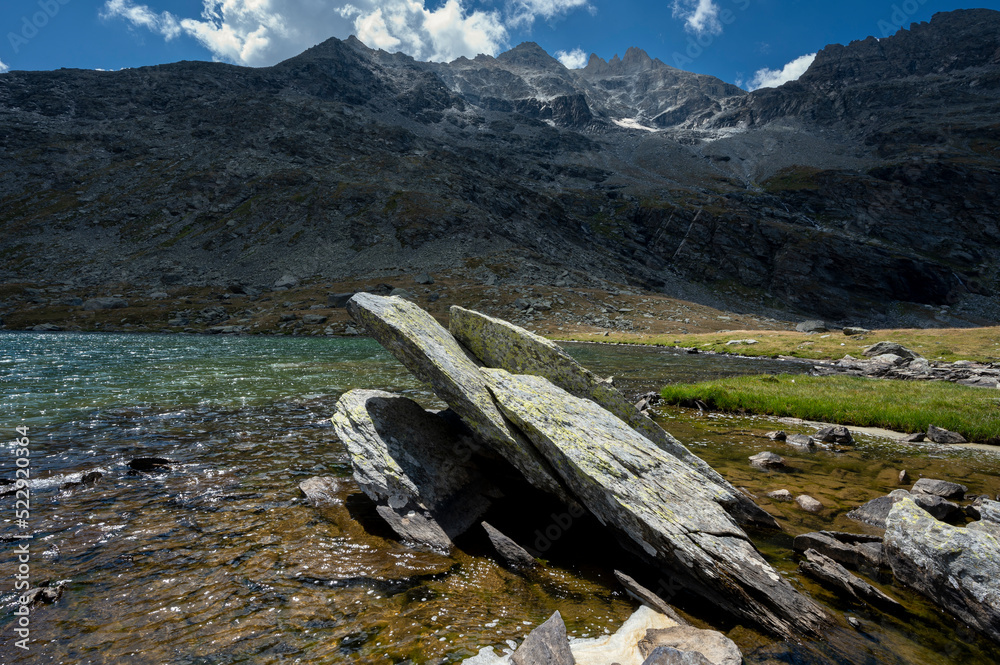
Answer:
xmin=1 ymin=332 xmax=998 ymax=664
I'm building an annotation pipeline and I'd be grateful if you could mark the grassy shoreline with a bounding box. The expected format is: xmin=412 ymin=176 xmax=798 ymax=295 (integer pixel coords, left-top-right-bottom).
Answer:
xmin=556 ymin=328 xmax=1000 ymax=364
xmin=660 ymin=374 xmax=1000 ymax=444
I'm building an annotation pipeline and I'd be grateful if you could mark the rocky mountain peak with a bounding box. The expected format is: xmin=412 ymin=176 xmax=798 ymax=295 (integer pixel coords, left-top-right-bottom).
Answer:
xmin=496 ymin=41 xmax=565 ymax=70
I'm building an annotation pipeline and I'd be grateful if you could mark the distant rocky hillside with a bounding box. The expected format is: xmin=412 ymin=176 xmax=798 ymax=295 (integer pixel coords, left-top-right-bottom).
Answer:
xmin=1 ymin=8 xmax=998 ymax=326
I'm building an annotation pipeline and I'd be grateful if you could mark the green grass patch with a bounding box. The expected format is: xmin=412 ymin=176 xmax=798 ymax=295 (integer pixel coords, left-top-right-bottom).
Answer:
xmin=660 ymin=374 xmax=1000 ymax=443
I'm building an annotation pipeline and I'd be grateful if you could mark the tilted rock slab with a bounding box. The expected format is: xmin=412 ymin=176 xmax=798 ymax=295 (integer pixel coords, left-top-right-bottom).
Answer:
xmin=884 ymin=497 xmax=1000 ymax=643
xmin=346 ymin=294 xmax=570 ymax=502
xmin=481 ymin=368 xmax=827 ymax=638
xmin=449 ymin=306 xmax=777 ymax=529
xmin=331 ymin=389 xmax=495 ymax=552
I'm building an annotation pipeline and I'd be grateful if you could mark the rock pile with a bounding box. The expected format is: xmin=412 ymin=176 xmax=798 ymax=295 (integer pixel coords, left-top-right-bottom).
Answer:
xmin=812 ymin=343 xmax=1000 ymax=390
xmin=332 ymin=295 xmax=827 ymax=638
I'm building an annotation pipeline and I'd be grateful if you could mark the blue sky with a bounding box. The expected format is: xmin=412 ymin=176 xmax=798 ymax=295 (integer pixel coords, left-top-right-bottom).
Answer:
xmin=2 ymin=0 xmax=999 ymax=89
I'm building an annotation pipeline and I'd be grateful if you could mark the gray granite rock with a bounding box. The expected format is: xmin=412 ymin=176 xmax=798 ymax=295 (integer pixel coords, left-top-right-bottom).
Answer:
xmin=298 ymin=476 xmax=341 ymax=507
xmin=510 ymin=611 xmax=574 ymax=665
xmin=749 ymin=452 xmax=785 ymax=469
xmin=926 ymin=425 xmax=967 ymax=444
xmin=884 ymin=497 xmax=1000 ymax=643
xmin=798 ymin=549 xmax=900 ymax=609
xmin=792 ymin=531 xmax=884 ymax=569
xmin=331 ymin=389 xmax=496 ymax=552
xmin=482 ymin=368 xmax=827 ymax=638
xmin=482 ymin=521 xmax=536 ymax=569
xmin=639 ymin=625 xmax=742 ymax=665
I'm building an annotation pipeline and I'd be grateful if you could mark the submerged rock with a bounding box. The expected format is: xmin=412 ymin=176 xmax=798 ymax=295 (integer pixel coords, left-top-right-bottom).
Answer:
xmin=449 ymin=306 xmax=777 ymax=528
xmin=749 ymin=451 xmax=785 ymax=469
xmin=482 ymin=368 xmax=827 ymax=638
xmin=792 ymin=531 xmax=884 ymax=569
xmin=797 ymin=549 xmax=900 ymax=609
xmin=883 ymin=497 xmax=1000 ymax=643
xmin=331 ymin=390 xmax=496 ymax=552
xmin=346 ymin=294 xmax=569 ymax=502
xmin=298 ymin=476 xmax=341 ymax=507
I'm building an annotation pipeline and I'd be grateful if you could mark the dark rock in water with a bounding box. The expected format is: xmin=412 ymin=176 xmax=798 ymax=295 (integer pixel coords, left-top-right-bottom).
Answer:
xmin=641 ymin=646 xmax=713 ymax=665
xmin=815 ymin=425 xmax=854 ymax=445
xmin=328 ymin=292 xmax=356 ymax=308
xmin=639 ymin=626 xmax=742 ymax=665
xmin=792 ymin=531 xmax=884 ymax=569
xmin=863 ymin=342 xmax=920 ymax=359
xmin=614 ymin=570 xmax=689 ymax=626
xmin=346 ymin=294 xmax=570 ymax=503
xmin=911 ymin=477 xmax=967 ymax=501
xmin=482 ymin=521 xmax=536 ymax=569
xmin=884 ymin=497 xmax=1000 ymax=643
xmin=81 ymin=471 xmax=102 ymax=485
xmin=298 ymin=476 xmax=341 ymax=507
xmin=482 ymin=368 xmax=827 ymax=638
xmin=795 ymin=320 xmax=827 ymax=333
xmin=332 ymin=389 xmax=496 ymax=553
xmin=765 ymin=430 xmax=786 ymax=441
xmin=847 ymin=493 xmax=908 ymax=528
xmin=128 ymin=457 xmax=171 ymax=472
xmin=902 ymin=433 xmax=925 ymax=443
xmin=798 ymin=549 xmax=900 ymax=609
xmin=912 ymin=494 xmax=963 ymax=522
xmin=898 ymin=470 xmax=910 ymax=484
xmin=749 ymin=452 xmax=785 ymax=469
xmin=926 ymin=425 xmax=967 ymax=444
xmin=22 ymin=584 xmax=64 ymax=606
xmin=449 ymin=305 xmax=777 ymax=529
xmin=510 ymin=611 xmax=574 ymax=665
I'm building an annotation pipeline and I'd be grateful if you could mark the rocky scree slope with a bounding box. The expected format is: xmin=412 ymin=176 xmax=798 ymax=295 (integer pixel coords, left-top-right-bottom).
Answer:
xmin=0 ymin=10 xmax=998 ymax=326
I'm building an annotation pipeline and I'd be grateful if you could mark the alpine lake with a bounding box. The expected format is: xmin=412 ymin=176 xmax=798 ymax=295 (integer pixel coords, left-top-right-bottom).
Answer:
xmin=2 ymin=332 xmax=998 ymax=664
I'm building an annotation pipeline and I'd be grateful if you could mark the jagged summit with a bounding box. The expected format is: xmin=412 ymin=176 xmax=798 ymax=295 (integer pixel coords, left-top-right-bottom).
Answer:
xmin=584 ymin=47 xmax=666 ymax=76
xmin=495 ymin=41 xmax=566 ymax=69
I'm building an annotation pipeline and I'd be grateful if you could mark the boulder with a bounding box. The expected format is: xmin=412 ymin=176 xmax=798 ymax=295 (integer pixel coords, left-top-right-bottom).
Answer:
xmin=795 ymin=320 xmax=827 ymax=333
xmin=847 ymin=494 xmax=907 ymax=528
xmin=570 ymin=606 xmax=679 ymax=665
xmin=842 ymin=327 xmax=870 ymax=336
xmin=482 ymin=521 xmax=536 ymax=569
xmin=639 ymin=625 xmax=742 ymax=665
xmin=511 ymin=611 xmax=574 ymax=665
xmin=346 ymin=295 xmax=569 ymax=502
xmin=815 ymin=425 xmax=854 ymax=445
xmin=884 ymin=497 xmax=1000 ymax=643
xmin=912 ymin=494 xmax=963 ymax=522
xmin=641 ymin=647 xmax=712 ymax=665
xmin=414 ymin=272 xmax=435 ymax=285
xmin=911 ymin=478 xmax=967 ymax=501
xmin=83 ymin=297 xmax=128 ymax=311
xmin=863 ymin=341 xmax=920 ymax=359
xmin=792 ymin=531 xmax=884 ymax=569
xmin=302 ymin=314 xmax=328 ymax=325
xmin=331 ymin=390 xmax=496 ymax=552
xmin=273 ymin=274 xmax=299 ymax=289
xmin=31 ymin=323 xmax=62 ymax=331
xmin=298 ymin=476 xmax=341 ymax=507
xmin=797 ymin=549 xmax=900 ymax=609
xmin=449 ymin=306 xmax=777 ymax=529
xmin=785 ymin=434 xmax=817 ymax=450
xmin=796 ymin=495 xmax=824 ymax=513
xmin=749 ymin=452 xmax=785 ymax=469
xmin=482 ymin=368 xmax=827 ymax=638
xmin=766 ymin=489 xmax=793 ymax=501
xmin=765 ymin=430 xmax=786 ymax=441
xmin=389 ymin=288 xmax=415 ymax=299
xmin=979 ymin=499 xmax=1000 ymax=524
xmin=926 ymin=425 xmax=967 ymax=444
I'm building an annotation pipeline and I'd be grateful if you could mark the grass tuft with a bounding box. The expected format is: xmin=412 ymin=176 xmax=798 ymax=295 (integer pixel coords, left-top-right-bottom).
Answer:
xmin=660 ymin=374 xmax=1000 ymax=443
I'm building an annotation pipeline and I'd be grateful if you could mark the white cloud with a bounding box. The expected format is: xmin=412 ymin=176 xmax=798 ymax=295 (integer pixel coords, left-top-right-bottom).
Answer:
xmin=509 ymin=0 xmax=591 ymax=28
xmin=0 ymin=59 xmax=9 ymax=74
xmin=554 ymin=47 xmax=587 ymax=69
xmin=748 ymin=52 xmax=816 ymax=90
xmin=671 ymin=0 xmax=722 ymax=37
xmin=102 ymin=0 xmax=586 ymax=66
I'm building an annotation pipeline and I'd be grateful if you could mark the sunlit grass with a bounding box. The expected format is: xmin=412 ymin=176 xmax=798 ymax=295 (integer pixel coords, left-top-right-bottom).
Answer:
xmin=660 ymin=374 xmax=1000 ymax=443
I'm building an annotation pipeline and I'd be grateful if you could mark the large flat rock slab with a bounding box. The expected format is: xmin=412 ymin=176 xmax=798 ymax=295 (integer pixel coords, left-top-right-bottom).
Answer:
xmin=331 ymin=389 xmax=496 ymax=552
xmin=481 ymin=368 xmax=827 ymax=638
xmin=346 ymin=294 xmax=569 ymax=502
xmin=449 ymin=306 xmax=776 ymax=529
xmin=884 ymin=497 xmax=1000 ymax=643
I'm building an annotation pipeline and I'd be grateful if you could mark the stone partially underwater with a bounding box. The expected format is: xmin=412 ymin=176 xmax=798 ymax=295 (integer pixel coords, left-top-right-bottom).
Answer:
xmin=333 ymin=294 xmax=827 ymax=638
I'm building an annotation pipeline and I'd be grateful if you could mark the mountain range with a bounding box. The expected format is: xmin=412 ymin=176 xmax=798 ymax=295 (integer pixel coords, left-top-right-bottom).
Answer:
xmin=1 ymin=8 xmax=998 ymax=326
